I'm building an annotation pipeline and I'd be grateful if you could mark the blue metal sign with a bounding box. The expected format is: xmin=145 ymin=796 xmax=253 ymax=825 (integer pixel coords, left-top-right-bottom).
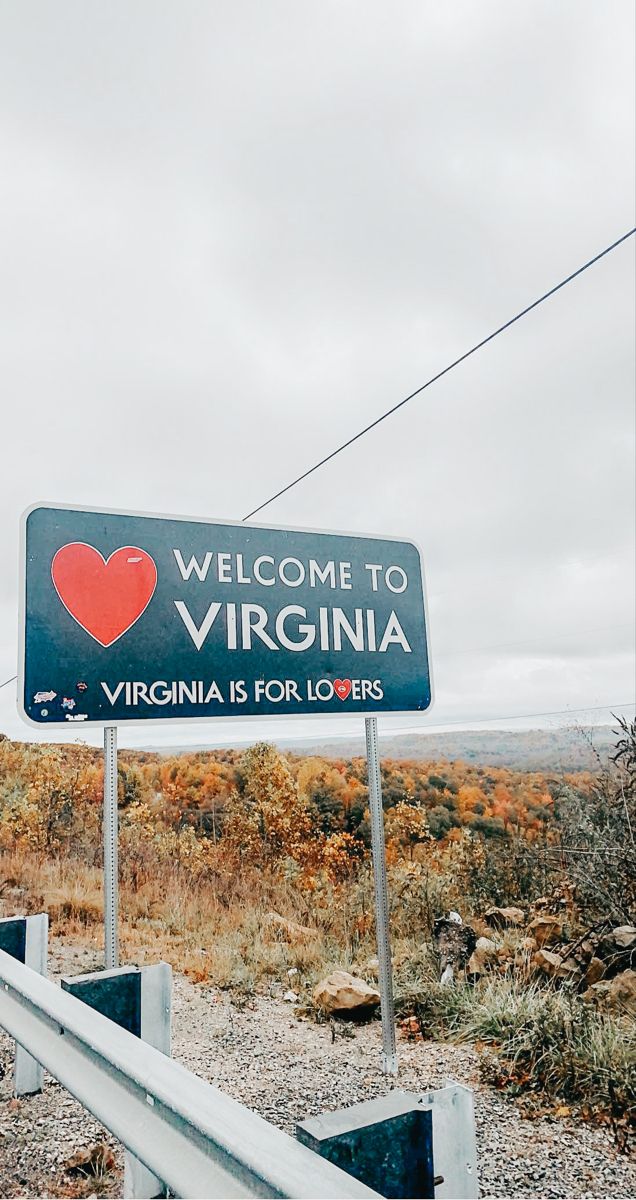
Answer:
xmin=19 ymin=504 xmax=432 ymax=726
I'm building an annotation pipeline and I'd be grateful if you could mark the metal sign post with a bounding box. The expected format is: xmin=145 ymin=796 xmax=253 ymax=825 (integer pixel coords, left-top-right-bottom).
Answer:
xmin=103 ymin=726 xmax=119 ymax=969
xmin=365 ymin=716 xmax=397 ymax=1077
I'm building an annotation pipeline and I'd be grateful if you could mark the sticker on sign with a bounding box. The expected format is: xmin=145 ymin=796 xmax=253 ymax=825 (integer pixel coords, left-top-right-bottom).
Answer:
xmin=19 ymin=503 xmax=432 ymax=727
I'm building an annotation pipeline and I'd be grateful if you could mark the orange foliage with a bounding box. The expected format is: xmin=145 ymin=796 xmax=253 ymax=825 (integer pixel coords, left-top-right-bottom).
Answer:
xmin=0 ymin=732 xmax=593 ymax=888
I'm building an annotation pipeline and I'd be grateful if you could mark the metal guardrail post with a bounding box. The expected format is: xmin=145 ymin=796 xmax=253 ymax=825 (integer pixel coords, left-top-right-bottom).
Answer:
xmin=298 ymin=1084 xmax=478 ymax=1199
xmin=125 ymin=962 xmax=171 ymax=1199
xmin=62 ymin=962 xmax=172 ymax=1199
xmin=0 ymin=950 xmax=378 ymax=1199
xmin=0 ymin=913 xmax=48 ymax=1096
xmin=417 ymin=1081 xmax=478 ymax=1199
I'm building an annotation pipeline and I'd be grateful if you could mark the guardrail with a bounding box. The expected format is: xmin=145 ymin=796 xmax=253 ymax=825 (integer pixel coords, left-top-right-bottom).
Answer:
xmin=0 ymin=949 xmax=379 ymax=1199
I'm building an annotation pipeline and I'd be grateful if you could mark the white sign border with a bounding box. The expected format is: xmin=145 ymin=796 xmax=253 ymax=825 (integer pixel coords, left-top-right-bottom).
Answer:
xmin=18 ymin=501 xmax=434 ymax=729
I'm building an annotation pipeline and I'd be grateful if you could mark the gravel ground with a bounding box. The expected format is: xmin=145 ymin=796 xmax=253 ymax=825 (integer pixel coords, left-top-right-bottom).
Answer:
xmin=0 ymin=941 xmax=634 ymax=1199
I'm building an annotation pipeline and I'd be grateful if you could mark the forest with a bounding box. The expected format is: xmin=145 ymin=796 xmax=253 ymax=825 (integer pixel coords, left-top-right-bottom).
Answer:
xmin=0 ymin=732 xmax=565 ymax=849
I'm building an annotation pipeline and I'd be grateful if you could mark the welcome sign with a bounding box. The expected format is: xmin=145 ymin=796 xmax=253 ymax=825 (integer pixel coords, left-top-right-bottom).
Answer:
xmin=19 ymin=504 xmax=432 ymax=726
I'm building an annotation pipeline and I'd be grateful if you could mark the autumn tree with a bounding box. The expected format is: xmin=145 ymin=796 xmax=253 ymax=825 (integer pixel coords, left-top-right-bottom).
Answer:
xmin=428 ymin=805 xmax=453 ymax=840
xmin=385 ymin=800 xmax=431 ymax=859
xmin=223 ymin=743 xmax=314 ymax=868
xmin=296 ymin=757 xmax=346 ymax=834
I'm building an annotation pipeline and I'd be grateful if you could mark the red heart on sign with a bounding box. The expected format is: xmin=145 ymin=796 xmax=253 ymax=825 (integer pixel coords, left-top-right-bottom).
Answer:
xmin=51 ymin=543 xmax=157 ymax=647
xmin=334 ymin=678 xmax=352 ymax=701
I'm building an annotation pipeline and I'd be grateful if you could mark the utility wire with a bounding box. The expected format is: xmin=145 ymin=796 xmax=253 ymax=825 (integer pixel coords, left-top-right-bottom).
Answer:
xmin=3 ymin=232 xmax=635 ymax=713
xmin=380 ymin=701 xmax=635 ymax=737
xmin=242 ymin=227 xmax=636 ymax=521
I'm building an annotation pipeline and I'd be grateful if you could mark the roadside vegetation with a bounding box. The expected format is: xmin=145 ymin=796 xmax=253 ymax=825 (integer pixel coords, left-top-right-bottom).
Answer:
xmin=0 ymin=720 xmax=633 ymax=1139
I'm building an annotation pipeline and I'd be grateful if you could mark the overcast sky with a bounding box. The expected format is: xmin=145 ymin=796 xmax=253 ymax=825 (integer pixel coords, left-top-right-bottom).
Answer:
xmin=1 ymin=1 xmax=634 ymax=751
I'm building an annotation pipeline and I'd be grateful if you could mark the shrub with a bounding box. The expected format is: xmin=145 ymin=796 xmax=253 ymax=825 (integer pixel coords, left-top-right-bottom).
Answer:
xmin=400 ymin=974 xmax=635 ymax=1130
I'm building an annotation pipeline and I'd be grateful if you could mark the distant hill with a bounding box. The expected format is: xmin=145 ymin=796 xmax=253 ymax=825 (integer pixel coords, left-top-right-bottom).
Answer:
xmin=145 ymin=724 xmax=619 ymax=773
xmin=280 ymin=725 xmax=618 ymax=772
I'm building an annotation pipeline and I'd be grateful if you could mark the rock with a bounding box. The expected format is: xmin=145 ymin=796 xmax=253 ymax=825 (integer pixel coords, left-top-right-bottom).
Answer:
xmin=65 ymin=1143 xmax=116 ymax=1177
xmin=608 ymin=968 xmax=636 ymax=1016
xmin=583 ymin=956 xmax=605 ymax=987
xmin=283 ymin=990 xmax=299 ymax=1003
xmin=484 ymin=906 xmax=525 ymax=929
xmin=612 ymin=925 xmax=636 ymax=950
xmin=262 ymin=912 xmax=316 ymax=943
xmin=596 ymin=926 xmax=636 ymax=975
xmin=569 ymin=939 xmax=596 ymax=965
xmin=527 ymin=915 xmax=563 ymax=947
xmin=476 ymin=935 xmax=498 ymax=957
xmin=533 ymin=949 xmax=579 ymax=980
xmin=557 ymin=957 xmax=580 ymax=980
xmin=433 ymin=917 xmax=477 ymax=977
xmin=582 ymin=979 xmax=610 ymax=1004
xmin=467 ymin=937 xmax=499 ymax=977
xmin=533 ymin=948 xmax=561 ymax=976
xmin=583 ymin=968 xmax=636 ymax=1015
xmin=399 ymin=1016 xmax=422 ymax=1041
xmin=313 ymin=971 xmax=380 ymax=1014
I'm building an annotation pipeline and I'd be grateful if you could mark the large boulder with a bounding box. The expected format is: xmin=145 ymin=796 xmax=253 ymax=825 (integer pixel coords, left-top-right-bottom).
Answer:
xmin=583 ymin=969 xmax=636 ymax=1016
xmin=527 ymin=915 xmax=563 ymax=947
xmin=262 ymin=912 xmax=316 ymax=944
xmin=313 ymin=971 xmax=380 ymax=1015
xmin=533 ymin=949 xmax=579 ymax=981
xmin=484 ymin=906 xmax=525 ymax=929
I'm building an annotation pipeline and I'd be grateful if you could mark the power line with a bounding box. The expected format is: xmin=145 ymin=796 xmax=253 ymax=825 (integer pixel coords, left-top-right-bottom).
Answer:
xmin=380 ymin=701 xmax=635 ymax=737
xmin=3 ymin=232 xmax=634 ymax=713
xmin=242 ymin=227 xmax=636 ymax=521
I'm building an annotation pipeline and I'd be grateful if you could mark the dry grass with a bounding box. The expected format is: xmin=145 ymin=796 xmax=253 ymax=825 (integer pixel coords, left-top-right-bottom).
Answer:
xmin=0 ymin=848 xmax=359 ymax=988
xmin=0 ymin=847 xmax=439 ymax=1001
xmin=396 ymin=972 xmax=635 ymax=1135
xmin=2 ymin=845 xmax=633 ymax=1133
